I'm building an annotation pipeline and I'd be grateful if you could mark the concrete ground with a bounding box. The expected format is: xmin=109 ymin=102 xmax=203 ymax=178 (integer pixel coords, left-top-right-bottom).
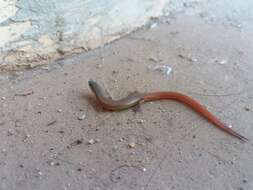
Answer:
xmin=1 ymin=2 xmax=253 ymax=190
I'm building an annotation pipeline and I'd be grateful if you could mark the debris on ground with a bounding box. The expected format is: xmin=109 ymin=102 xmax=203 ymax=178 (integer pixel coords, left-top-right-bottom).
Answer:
xmin=149 ymin=56 xmax=160 ymax=63
xmin=69 ymin=139 xmax=84 ymax=147
xmin=178 ymin=54 xmax=198 ymax=62
xmin=215 ymin=59 xmax=228 ymax=65
xmin=15 ymin=89 xmax=34 ymax=96
xmin=244 ymin=107 xmax=250 ymax=111
xmin=46 ymin=120 xmax=57 ymax=126
xmin=87 ymin=138 xmax=100 ymax=145
xmin=47 ymin=160 xmax=60 ymax=166
xmin=87 ymin=139 xmax=95 ymax=145
xmin=34 ymin=168 xmax=43 ymax=177
xmin=148 ymin=65 xmax=172 ymax=76
xmin=137 ymin=119 xmax=144 ymax=124
xmin=128 ymin=142 xmax=136 ymax=149
xmin=77 ymin=112 xmax=86 ymax=120
xmin=7 ymin=129 xmax=15 ymax=136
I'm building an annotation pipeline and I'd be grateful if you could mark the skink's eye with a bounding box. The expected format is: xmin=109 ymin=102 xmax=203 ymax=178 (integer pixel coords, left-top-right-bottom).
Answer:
xmin=88 ymin=81 xmax=93 ymax=87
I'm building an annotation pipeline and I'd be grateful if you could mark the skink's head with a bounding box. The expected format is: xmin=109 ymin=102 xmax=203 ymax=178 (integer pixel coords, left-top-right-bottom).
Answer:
xmin=88 ymin=80 xmax=101 ymax=95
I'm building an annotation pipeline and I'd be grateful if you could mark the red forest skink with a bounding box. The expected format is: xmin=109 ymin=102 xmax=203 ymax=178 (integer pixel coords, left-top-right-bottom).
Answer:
xmin=88 ymin=80 xmax=249 ymax=142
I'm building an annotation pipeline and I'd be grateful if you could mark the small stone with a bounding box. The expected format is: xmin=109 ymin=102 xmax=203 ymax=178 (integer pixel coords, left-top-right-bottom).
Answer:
xmin=35 ymin=168 xmax=43 ymax=177
xmin=142 ymin=167 xmax=147 ymax=172
xmin=191 ymin=58 xmax=198 ymax=62
xmin=149 ymin=57 xmax=159 ymax=63
xmin=7 ymin=129 xmax=15 ymax=136
xmin=242 ymin=179 xmax=247 ymax=183
xmin=112 ymin=146 xmax=118 ymax=152
xmin=77 ymin=168 xmax=82 ymax=172
xmin=38 ymin=171 xmax=43 ymax=176
xmin=220 ymin=60 xmax=227 ymax=64
xmin=137 ymin=119 xmax=144 ymax=124
xmin=96 ymin=64 xmax=102 ymax=69
xmin=128 ymin=142 xmax=136 ymax=148
xmin=2 ymin=149 xmax=6 ymax=153
xmin=56 ymin=92 xmax=63 ymax=96
xmin=87 ymin=139 xmax=95 ymax=145
xmin=112 ymin=70 xmax=119 ymax=75
xmin=49 ymin=161 xmax=55 ymax=166
xmin=244 ymin=107 xmax=250 ymax=111
xmin=57 ymin=109 xmax=62 ymax=113
xmin=216 ymin=59 xmax=227 ymax=65
xmin=78 ymin=112 xmax=86 ymax=120
xmin=1 ymin=97 xmax=6 ymax=100
xmin=71 ymin=139 xmax=83 ymax=146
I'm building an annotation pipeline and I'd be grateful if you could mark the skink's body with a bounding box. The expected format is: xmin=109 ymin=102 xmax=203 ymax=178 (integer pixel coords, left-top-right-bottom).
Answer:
xmin=88 ymin=80 xmax=249 ymax=142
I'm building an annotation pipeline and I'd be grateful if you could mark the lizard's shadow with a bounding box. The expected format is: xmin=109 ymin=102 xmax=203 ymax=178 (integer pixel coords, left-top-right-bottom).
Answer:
xmin=82 ymin=93 xmax=105 ymax=113
xmin=83 ymin=92 xmax=142 ymax=113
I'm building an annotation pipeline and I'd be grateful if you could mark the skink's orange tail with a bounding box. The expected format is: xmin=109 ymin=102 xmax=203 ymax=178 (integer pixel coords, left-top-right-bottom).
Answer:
xmin=143 ymin=92 xmax=249 ymax=142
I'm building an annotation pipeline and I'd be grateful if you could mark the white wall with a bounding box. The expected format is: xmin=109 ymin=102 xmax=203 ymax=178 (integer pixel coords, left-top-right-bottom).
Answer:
xmin=0 ymin=0 xmax=169 ymax=71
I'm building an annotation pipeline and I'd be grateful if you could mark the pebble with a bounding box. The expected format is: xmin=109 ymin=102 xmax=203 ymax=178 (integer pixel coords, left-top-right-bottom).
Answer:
xmin=2 ymin=149 xmax=7 ymax=153
xmin=78 ymin=112 xmax=86 ymax=120
xmin=7 ymin=129 xmax=15 ymax=136
xmin=119 ymin=138 xmax=124 ymax=142
xmin=35 ymin=168 xmax=43 ymax=177
xmin=215 ymin=59 xmax=227 ymax=65
xmin=244 ymin=107 xmax=250 ymax=111
xmin=49 ymin=161 xmax=55 ymax=166
xmin=57 ymin=109 xmax=62 ymax=113
xmin=219 ymin=59 xmax=227 ymax=64
xmin=128 ymin=142 xmax=136 ymax=148
xmin=149 ymin=57 xmax=159 ymax=63
xmin=137 ymin=119 xmax=144 ymax=124
xmin=87 ymin=139 xmax=95 ymax=145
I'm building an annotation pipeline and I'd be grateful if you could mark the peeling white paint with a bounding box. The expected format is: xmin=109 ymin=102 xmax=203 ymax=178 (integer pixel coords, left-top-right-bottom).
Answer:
xmin=0 ymin=21 xmax=31 ymax=48
xmin=0 ymin=0 xmax=170 ymax=71
xmin=0 ymin=0 xmax=19 ymax=23
xmin=38 ymin=35 xmax=58 ymax=53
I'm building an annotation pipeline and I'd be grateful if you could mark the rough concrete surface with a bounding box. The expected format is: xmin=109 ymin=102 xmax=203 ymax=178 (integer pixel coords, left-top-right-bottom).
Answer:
xmin=1 ymin=2 xmax=253 ymax=190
